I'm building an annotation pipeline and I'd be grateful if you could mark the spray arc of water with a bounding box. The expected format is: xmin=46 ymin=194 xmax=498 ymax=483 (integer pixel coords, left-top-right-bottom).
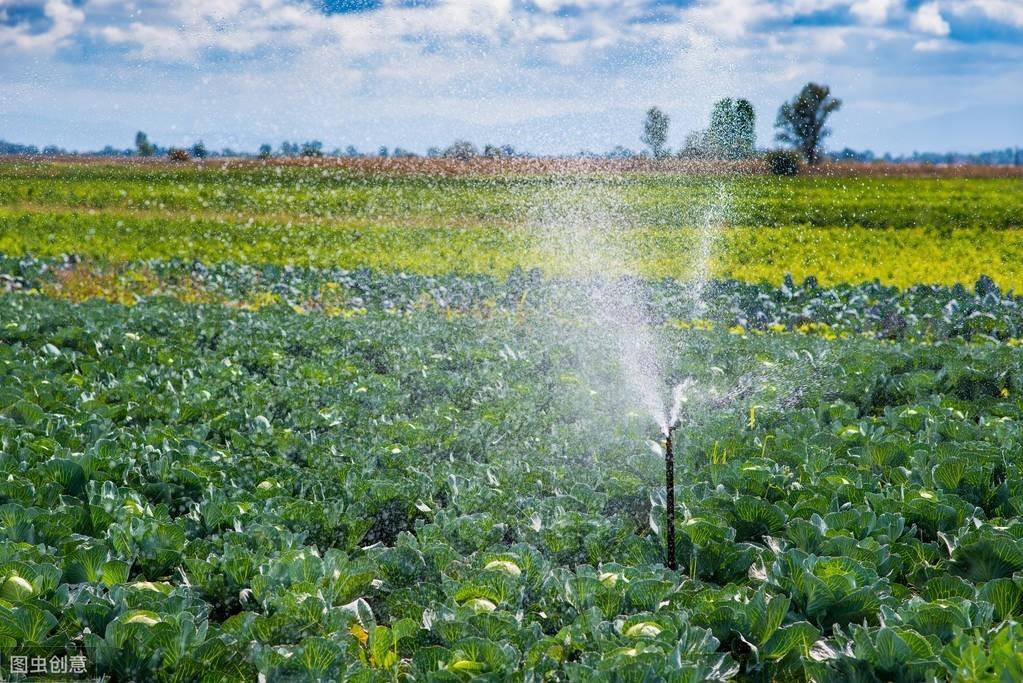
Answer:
xmin=530 ymin=174 xmax=731 ymax=570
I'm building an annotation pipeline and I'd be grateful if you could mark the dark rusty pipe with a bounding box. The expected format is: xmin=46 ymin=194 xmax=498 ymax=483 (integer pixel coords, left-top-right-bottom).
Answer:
xmin=665 ymin=426 xmax=677 ymax=571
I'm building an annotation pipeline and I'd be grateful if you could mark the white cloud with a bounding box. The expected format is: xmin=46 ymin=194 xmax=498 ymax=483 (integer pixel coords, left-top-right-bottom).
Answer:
xmin=910 ymin=2 xmax=951 ymax=36
xmin=947 ymin=0 xmax=1023 ymax=28
xmin=913 ymin=37 xmax=954 ymax=51
xmin=849 ymin=0 xmax=902 ymax=25
xmin=0 ymin=0 xmax=85 ymax=51
xmin=680 ymin=0 xmax=780 ymax=41
xmin=1 ymin=0 xmax=1022 ymax=156
xmin=812 ymin=27 xmax=850 ymax=52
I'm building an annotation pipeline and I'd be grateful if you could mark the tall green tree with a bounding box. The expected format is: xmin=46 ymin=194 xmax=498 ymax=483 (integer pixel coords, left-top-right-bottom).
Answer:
xmin=775 ymin=83 xmax=841 ymax=165
xmin=135 ymin=131 xmax=155 ymax=157
xmin=641 ymin=107 xmax=670 ymax=159
xmin=708 ymin=98 xmax=756 ymax=160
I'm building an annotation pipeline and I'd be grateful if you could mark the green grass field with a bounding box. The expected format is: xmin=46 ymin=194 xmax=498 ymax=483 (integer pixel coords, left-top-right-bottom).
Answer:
xmin=2 ymin=160 xmax=1022 ymax=288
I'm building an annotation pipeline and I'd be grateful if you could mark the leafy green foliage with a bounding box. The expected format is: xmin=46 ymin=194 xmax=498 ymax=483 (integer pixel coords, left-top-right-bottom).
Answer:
xmin=1 ymin=161 xmax=1022 ymax=288
xmin=9 ymin=254 xmax=1023 ymax=343
xmin=1 ymin=284 xmax=1023 ymax=679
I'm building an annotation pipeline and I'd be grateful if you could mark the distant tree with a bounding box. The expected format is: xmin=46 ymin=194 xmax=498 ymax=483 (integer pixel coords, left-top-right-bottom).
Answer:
xmin=479 ymin=144 xmax=515 ymax=158
xmin=190 ymin=141 xmax=208 ymax=159
xmin=300 ymin=141 xmax=323 ymax=157
xmin=378 ymin=146 xmax=389 ymax=158
xmin=707 ymin=98 xmax=756 ymax=160
xmin=483 ymin=144 xmax=500 ymax=158
xmin=641 ymin=107 xmax=670 ymax=159
xmin=833 ymin=147 xmax=874 ymax=162
xmin=168 ymin=148 xmax=190 ymax=162
xmin=678 ymin=129 xmax=709 ymax=159
xmin=426 ymin=147 xmax=441 ymax=158
xmin=734 ymin=99 xmax=756 ymax=156
xmin=392 ymin=147 xmax=417 ymax=158
xmin=0 ymin=140 xmax=39 ymax=155
xmin=345 ymin=145 xmax=360 ymax=157
xmin=775 ymin=83 xmax=842 ymax=165
xmin=443 ymin=141 xmax=478 ymax=160
xmin=135 ymin=131 xmax=155 ymax=157
xmin=606 ymin=145 xmax=634 ymax=159
xmin=280 ymin=141 xmax=299 ymax=156
xmin=221 ymin=148 xmax=236 ymax=157
xmin=258 ymin=144 xmax=273 ymax=159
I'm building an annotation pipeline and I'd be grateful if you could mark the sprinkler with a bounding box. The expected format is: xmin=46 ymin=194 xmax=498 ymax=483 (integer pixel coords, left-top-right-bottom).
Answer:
xmin=664 ymin=423 xmax=678 ymax=570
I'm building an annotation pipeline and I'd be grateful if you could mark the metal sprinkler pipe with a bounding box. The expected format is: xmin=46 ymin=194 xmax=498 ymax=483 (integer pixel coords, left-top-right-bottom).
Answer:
xmin=664 ymin=424 xmax=677 ymax=571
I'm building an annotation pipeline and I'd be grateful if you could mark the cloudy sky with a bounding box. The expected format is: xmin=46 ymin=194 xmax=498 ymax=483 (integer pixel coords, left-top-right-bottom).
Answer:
xmin=1 ymin=0 xmax=1021 ymax=155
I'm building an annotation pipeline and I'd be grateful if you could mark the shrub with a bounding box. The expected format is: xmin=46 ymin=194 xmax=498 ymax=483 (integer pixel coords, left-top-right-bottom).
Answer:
xmin=300 ymin=141 xmax=324 ymax=157
xmin=443 ymin=141 xmax=478 ymax=161
xmin=764 ymin=150 xmax=801 ymax=176
xmin=168 ymin=148 xmax=190 ymax=162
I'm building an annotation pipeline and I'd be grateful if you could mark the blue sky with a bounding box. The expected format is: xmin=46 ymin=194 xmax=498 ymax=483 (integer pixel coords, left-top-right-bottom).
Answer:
xmin=1 ymin=0 xmax=1021 ymax=155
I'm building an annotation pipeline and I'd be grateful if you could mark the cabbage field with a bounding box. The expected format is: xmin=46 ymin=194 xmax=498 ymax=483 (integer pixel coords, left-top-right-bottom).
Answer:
xmin=2 ymin=160 xmax=1023 ymax=681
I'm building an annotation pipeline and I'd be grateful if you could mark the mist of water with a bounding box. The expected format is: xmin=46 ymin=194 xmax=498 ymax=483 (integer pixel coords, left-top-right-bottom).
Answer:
xmin=529 ymin=174 xmax=732 ymax=436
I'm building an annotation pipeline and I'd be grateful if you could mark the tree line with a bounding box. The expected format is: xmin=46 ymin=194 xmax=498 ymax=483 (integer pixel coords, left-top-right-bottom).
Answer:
xmin=640 ymin=82 xmax=842 ymax=169
xmin=2 ymin=79 xmax=1020 ymax=167
xmin=123 ymin=136 xmax=519 ymax=161
xmin=127 ymin=81 xmax=844 ymax=169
